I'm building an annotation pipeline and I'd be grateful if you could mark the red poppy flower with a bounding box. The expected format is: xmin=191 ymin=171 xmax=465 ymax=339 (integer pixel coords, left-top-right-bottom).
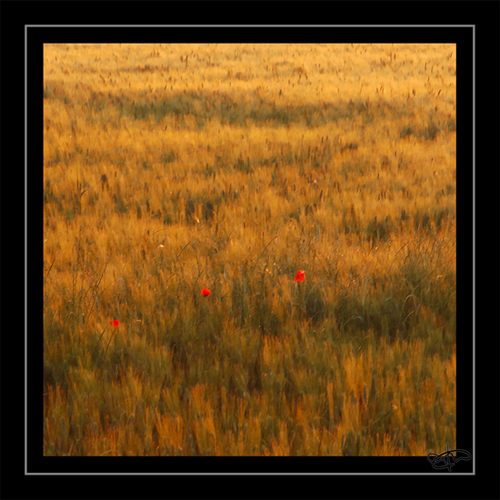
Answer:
xmin=109 ymin=320 xmax=120 ymax=327
xmin=295 ymin=270 xmax=305 ymax=282
xmin=201 ymin=288 xmax=211 ymax=297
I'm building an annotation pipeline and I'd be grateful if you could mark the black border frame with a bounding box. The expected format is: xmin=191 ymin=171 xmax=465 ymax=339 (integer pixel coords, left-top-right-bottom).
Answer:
xmin=1 ymin=1 xmax=499 ymax=498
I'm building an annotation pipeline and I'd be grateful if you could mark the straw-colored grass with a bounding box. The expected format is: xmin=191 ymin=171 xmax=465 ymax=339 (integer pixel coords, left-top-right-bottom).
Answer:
xmin=44 ymin=43 xmax=456 ymax=456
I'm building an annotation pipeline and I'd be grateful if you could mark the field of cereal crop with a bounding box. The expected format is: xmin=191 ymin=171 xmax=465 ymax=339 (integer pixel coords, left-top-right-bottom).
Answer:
xmin=43 ymin=43 xmax=456 ymax=456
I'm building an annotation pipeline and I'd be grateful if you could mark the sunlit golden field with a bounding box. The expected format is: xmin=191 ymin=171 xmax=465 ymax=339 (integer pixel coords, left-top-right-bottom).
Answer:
xmin=43 ymin=43 xmax=456 ymax=457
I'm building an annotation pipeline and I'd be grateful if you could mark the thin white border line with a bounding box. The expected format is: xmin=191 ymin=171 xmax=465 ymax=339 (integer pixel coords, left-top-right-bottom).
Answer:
xmin=28 ymin=24 xmax=475 ymax=28
xmin=25 ymin=24 xmax=29 ymax=477
xmin=28 ymin=473 xmax=474 ymax=476
xmin=472 ymin=24 xmax=476 ymax=471
xmin=33 ymin=30 xmax=471 ymax=475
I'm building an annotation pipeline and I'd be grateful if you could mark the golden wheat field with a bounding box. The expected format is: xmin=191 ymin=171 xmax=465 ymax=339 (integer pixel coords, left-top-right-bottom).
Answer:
xmin=43 ymin=43 xmax=456 ymax=457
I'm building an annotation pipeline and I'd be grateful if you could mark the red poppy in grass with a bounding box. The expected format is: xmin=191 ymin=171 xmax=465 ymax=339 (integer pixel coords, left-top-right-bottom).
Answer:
xmin=110 ymin=320 xmax=120 ymax=327
xmin=295 ymin=270 xmax=305 ymax=282
xmin=201 ymin=288 xmax=211 ymax=297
